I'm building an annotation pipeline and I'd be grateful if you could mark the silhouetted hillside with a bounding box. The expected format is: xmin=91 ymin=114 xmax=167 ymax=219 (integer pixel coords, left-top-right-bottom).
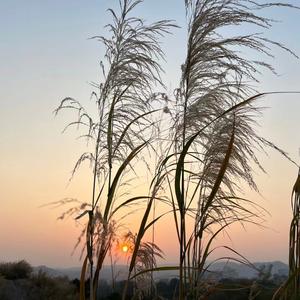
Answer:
xmin=34 ymin=260 xmax=288 ymax=281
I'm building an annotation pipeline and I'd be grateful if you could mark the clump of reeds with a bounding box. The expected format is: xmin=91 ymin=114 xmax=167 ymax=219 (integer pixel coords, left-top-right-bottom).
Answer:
xmin=55 ymin=0 xmax=174 ymax=299
xmin=132 ymin=1 xmax=299 ymax=299
xmin=55 ymin=1 xmax=300 ymax=300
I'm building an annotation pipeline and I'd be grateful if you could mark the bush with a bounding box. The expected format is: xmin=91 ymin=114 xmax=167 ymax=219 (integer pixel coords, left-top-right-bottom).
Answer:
xmin=30 ymin=270 xmax=78 ymax=300
xmin=0 ymin=260 xmax=33 ymax=280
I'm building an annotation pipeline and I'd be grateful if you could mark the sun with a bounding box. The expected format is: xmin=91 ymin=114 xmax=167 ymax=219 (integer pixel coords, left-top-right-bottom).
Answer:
xmin=121 ymin=244 xmax=129 ymax=253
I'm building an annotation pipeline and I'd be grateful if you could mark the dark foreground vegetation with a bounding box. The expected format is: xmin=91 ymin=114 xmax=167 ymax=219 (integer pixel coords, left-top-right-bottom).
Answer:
xmin=0 ymin=260 xmax=288 ymax=300
xmin=0 ymin=260 xmax=78 ymax=300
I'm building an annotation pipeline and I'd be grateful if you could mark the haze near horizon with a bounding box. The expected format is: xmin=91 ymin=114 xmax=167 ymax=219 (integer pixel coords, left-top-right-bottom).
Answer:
xmin=1 ymin=0 xmax=300 ymax=269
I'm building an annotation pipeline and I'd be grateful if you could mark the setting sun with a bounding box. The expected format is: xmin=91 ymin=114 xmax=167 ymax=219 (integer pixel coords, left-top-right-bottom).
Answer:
xmin=122 ymin=245 xmax=129 ymax=253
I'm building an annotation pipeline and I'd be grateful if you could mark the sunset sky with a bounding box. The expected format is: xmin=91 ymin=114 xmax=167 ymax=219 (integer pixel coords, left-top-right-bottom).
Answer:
xmin=1 ymin=0 xmax=300 ymax=268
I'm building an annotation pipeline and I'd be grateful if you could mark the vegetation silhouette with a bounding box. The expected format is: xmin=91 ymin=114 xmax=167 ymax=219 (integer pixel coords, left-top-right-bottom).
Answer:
xmin=54 ymin=0 xmax=300 ymax=299
xmin=0 ymin=261 xmax=78 ymax=300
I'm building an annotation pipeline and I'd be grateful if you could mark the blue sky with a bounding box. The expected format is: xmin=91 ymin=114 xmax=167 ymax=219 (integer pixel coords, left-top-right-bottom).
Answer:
xmin=1 ymin=0 xmax=300 ymax=267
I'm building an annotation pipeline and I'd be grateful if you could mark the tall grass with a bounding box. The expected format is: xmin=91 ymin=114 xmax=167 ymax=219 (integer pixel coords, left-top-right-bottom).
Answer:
xmin=289 ymin=169 xmax=300 ymax=297
xmin=159 ymin=1 xmax=298 ymax=298
xmin=55 ymin=1 xmax=173 ymax=299
xmin=123 ymin=1 xmax=299 ymax=299
xmin=273 ymin=168 xmax=300 ymax=300
xmin=55 ymin=1 xmax=299 ymax=300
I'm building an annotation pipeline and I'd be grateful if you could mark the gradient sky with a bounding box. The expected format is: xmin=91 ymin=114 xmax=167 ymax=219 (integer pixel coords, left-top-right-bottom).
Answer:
xmin=1 ymin=0 xmax=300 ymax=268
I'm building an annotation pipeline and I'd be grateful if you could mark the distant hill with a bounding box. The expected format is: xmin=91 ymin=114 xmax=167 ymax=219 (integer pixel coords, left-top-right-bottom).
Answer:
xmin=34 ymin=261 xmax=288 ymax=281
xmin=33 ymin=265 xmax=81 ymax=279
xmin=208 ymin=261 xmax=288 ymax=279
xmin=33 ymin=265 xmax=128 ymax=281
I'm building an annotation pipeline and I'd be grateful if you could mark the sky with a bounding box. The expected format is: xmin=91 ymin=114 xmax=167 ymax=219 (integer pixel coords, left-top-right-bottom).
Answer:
xmin=1 ymin=0 xmax=300 ymax=268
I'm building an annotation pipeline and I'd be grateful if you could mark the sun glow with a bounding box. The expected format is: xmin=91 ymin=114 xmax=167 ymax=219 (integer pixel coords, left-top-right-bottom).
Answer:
xmin=122 ymin=245 xmax=129 ymax=253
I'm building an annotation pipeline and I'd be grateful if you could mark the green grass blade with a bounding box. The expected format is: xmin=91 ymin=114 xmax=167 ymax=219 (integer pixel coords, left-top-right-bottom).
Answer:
xmin=103 ymin=141 xmax=148 ymax=221
xmin=203 ymin=118 xmax=235 ymax=212
xmin=80 ymin=255 xmax=88 ymax=300
xmin=130 ymin=266 xmax=180 ymax=279
xmin=113 ymin=109 xmax=160 ymax=157
xmin=109 ymin=196 xmax=165 ymax=219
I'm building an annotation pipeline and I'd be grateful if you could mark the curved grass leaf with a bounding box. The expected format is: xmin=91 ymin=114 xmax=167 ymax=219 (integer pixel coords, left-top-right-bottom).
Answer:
xmin=80 ymin=255 xmax=88 ymax=300
xmin=103 ymin=141 xmax=148 ymax=221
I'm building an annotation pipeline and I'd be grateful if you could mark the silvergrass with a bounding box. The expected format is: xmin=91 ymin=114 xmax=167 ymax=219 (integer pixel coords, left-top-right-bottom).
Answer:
xmin=55 ymin=1 xmax=174 ymax=299
xmin=53 ymin=1 xmax=300 ymax=299
xmin=273 ymin=168 xmax=300 ymax=300
xmin=161 ymin=1 xmax=299 ymax=299
xmin=122 ymin=231 xmax=164 ymax=299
